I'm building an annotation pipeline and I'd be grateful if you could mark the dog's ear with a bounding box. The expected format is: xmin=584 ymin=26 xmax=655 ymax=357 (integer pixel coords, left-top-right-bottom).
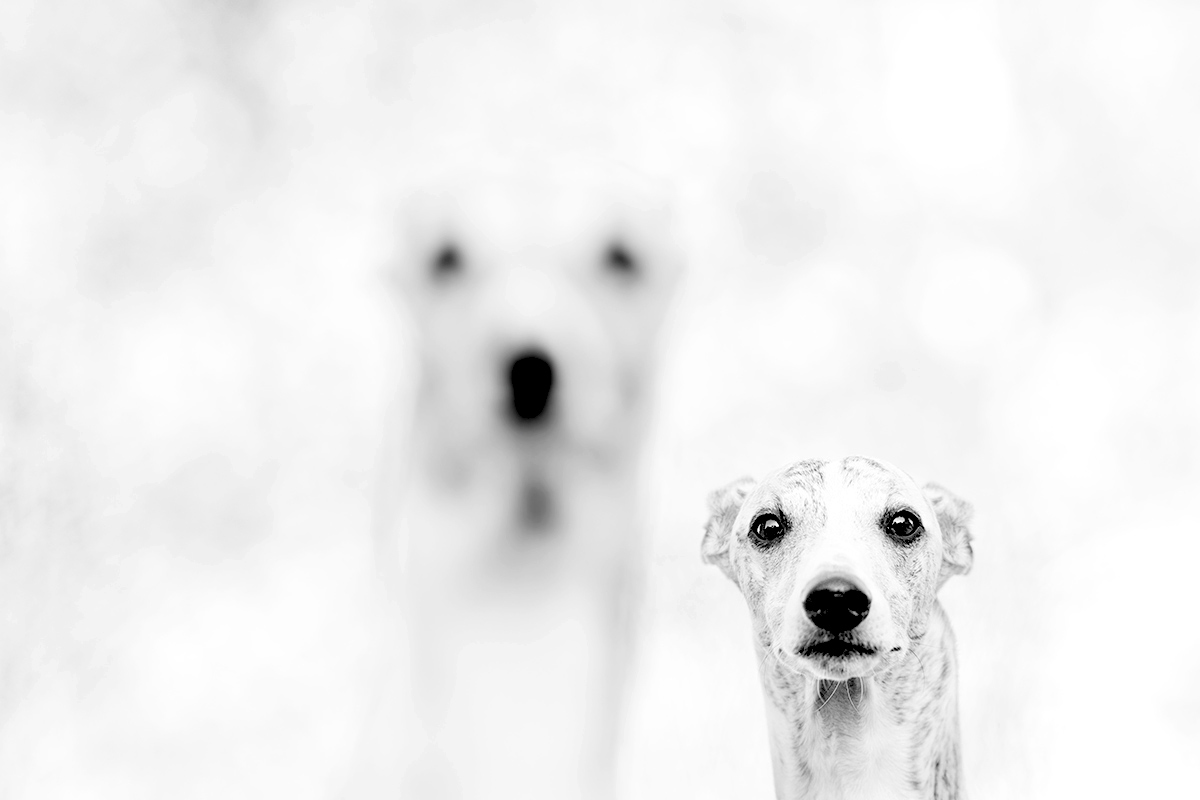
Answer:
xmin=702 ymin=476 xmax=756 ymax=582
xmin=923 ymin=482 xmax=974 ymax=587
xmin=389 ymin=185 xmax=466 ymax=299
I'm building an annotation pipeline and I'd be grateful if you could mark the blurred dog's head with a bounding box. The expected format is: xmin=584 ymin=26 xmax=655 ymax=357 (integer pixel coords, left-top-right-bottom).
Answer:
xmin=393 ymin=161 xmax=681 ymax=457
xmin=703 ymin=457 xmax=973 ymax=681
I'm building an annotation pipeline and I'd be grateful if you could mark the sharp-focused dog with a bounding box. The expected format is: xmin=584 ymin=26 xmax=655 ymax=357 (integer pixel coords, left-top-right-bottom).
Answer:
xmin=388 ymin=159 xmax=681 ymax=800
xmin=702 ymin=456 xmax=974 ymax=800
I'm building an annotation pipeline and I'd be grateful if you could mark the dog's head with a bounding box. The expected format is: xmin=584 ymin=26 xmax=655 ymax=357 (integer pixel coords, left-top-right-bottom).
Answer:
xmin=702 ymin=457 xmax=973 ymax=681
xmin=393 ymin=160 xmax=681 ymax=456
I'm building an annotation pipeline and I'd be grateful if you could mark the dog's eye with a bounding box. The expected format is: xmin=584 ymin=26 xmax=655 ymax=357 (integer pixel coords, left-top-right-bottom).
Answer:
xmin=883 ymin=510 xmax=924 ymax=544
xmin=603 ymin=241 xmax=638 ymax=276
xmin=749 ymin=513 xmax=786 ymax=546
xmin=431 ymin=242 xmax=462 ymax=279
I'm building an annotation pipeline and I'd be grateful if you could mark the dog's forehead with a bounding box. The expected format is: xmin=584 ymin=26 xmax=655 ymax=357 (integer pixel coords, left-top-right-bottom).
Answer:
xmin=836 ymin=456 xmax=920 ymax=497
xmin=755 ymin=457 xmax=921 ymax=509
xmin=404 ymin=167 xmax=672 ymax=253
xmin=758 ymin=459 xmax=825 ymax=500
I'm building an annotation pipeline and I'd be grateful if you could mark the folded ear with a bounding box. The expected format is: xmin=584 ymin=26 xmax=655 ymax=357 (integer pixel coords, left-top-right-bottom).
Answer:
xmin=388 ymin=183 xmax=468 ymax=301
xmin=923 ymin=482 xmax=974 ymax=587
xmin=702 ymin=476 xmax=756 ymax=582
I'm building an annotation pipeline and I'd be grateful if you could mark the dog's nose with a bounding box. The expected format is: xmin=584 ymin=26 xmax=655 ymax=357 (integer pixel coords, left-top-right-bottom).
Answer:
xmin=509 ymin=350 xmax=554 ymax=423
xmin=804 ymin=577 xmax=871 ymax=634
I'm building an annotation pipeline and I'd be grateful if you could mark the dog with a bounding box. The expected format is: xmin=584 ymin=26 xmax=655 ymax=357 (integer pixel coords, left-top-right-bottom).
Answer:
xmin=702 ymin=456 xmax=974 ymax=800
xmin=384 ymin=158 xmax=681 ymax=800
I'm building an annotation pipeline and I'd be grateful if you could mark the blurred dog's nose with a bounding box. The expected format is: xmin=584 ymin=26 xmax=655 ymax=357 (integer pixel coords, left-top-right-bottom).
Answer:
xmin=804 ymin=577 xmax=870 ymax=634
xmin=509 ymin=350 xmax=554 ymax=423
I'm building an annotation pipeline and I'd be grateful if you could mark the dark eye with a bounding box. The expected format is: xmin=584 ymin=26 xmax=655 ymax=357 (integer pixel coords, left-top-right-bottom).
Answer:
xmin=603 ymin=241 xmax=638 ymax=276
xmin=883 ymin=509 xmax=924 ymax=544
xmin=749 ymin=512 xmax=786 ymax=546
xmin=431 ymin=242 xmax=462 ymax=278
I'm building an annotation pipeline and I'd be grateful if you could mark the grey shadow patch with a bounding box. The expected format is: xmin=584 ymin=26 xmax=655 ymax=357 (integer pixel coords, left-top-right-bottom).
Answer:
xmin=519 ymin=476 xmax=553 ymax=532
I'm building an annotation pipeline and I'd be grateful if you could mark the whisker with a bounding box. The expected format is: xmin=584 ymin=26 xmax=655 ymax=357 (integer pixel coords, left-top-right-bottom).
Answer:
xmin=773 ymin=647 xmax=808 ymax=678
xmin=761 ymin=620 xmax=808 ymax=680
xmin=755 ymin=644 xmax=776 ymax=675
xmin=817 ymin=681 xmax=836 ymax=713
xmin=908 ymin=642 xmax=931 ymax=683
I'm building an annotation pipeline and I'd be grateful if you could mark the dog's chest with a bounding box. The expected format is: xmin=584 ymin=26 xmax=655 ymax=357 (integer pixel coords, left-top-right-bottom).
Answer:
xmin=802 ymin=722 xmax=919 ymax=800
xmin=423 ymin=578 xmax=613 ymax=800
xmin=766 ymin=687 xmax=921 ymax=800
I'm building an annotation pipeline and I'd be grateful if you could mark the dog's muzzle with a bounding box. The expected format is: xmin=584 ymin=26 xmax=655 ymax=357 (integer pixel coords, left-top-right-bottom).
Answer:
xmin=509 ymin=350 xmax=555 ymax=424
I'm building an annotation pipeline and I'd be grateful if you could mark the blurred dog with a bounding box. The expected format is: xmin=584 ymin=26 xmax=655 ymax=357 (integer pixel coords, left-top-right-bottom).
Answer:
xmin=387 ymin=159 xmax=681 ymax=800
xmin=703 ymin=456 xmax=973 ymax=800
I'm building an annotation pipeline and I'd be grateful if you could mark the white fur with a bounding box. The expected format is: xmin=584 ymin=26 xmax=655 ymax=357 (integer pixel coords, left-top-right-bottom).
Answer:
xmin=704 ymin=457 xmax=973 ymax=800
xmin=385 ymin=158 xmax=680 ymax=800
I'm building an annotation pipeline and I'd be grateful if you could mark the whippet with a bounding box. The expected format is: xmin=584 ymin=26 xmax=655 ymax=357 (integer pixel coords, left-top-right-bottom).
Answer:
xmin=386 ymin=159 xmax=681 ymax=800
xmin=702 ymin=456 xmax=974 ymax=800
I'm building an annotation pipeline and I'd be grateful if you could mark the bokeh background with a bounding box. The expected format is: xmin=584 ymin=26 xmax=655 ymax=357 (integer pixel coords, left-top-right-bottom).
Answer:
xmin=2 ymin=0 xmax=1198 ymax=798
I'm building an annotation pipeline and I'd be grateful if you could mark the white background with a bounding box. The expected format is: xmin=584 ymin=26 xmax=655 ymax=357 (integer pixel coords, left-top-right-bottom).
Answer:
xmin=2 ymin=1 xmax=1198 ymax=798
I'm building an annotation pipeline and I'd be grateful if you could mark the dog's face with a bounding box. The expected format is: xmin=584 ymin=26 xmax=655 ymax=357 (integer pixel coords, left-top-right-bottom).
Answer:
xmin=394 ymin=164 xmax=680 ymax=457
xmin=703 ymin=457 xmax=973 ymax=681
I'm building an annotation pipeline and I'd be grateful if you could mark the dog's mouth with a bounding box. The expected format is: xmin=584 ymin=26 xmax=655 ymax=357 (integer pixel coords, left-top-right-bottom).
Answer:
xmin=796 ymin=638 xmax=878 ymax=660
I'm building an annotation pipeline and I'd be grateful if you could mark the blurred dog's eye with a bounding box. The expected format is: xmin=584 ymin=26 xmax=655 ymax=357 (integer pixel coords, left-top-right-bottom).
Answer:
xmin=883 ymin=510 xmax=924 ymax=544
xmin=604 ymin=241 xmax=638 ymax=276
xmin=749 ymin=513 xmax=786 ymax=546
xmin=431 ymin=242 xmax=462 ymax=278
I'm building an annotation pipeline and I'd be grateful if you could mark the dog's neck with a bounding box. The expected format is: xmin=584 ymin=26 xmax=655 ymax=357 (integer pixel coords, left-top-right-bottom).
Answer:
xmin=410 ymin=424 xmax=640 ymax=509
xmin=755 ymin=604 xmax=962 ymax=800
xmin=400 ymin=410 xmax=646 ymax=591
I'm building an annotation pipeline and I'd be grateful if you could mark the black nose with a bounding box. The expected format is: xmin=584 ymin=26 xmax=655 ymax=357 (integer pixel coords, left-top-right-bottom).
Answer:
xmin=804 ymin=577 xmax=871 ymax=634
xmin=509 ymin=350 xmax=554 ymax=423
